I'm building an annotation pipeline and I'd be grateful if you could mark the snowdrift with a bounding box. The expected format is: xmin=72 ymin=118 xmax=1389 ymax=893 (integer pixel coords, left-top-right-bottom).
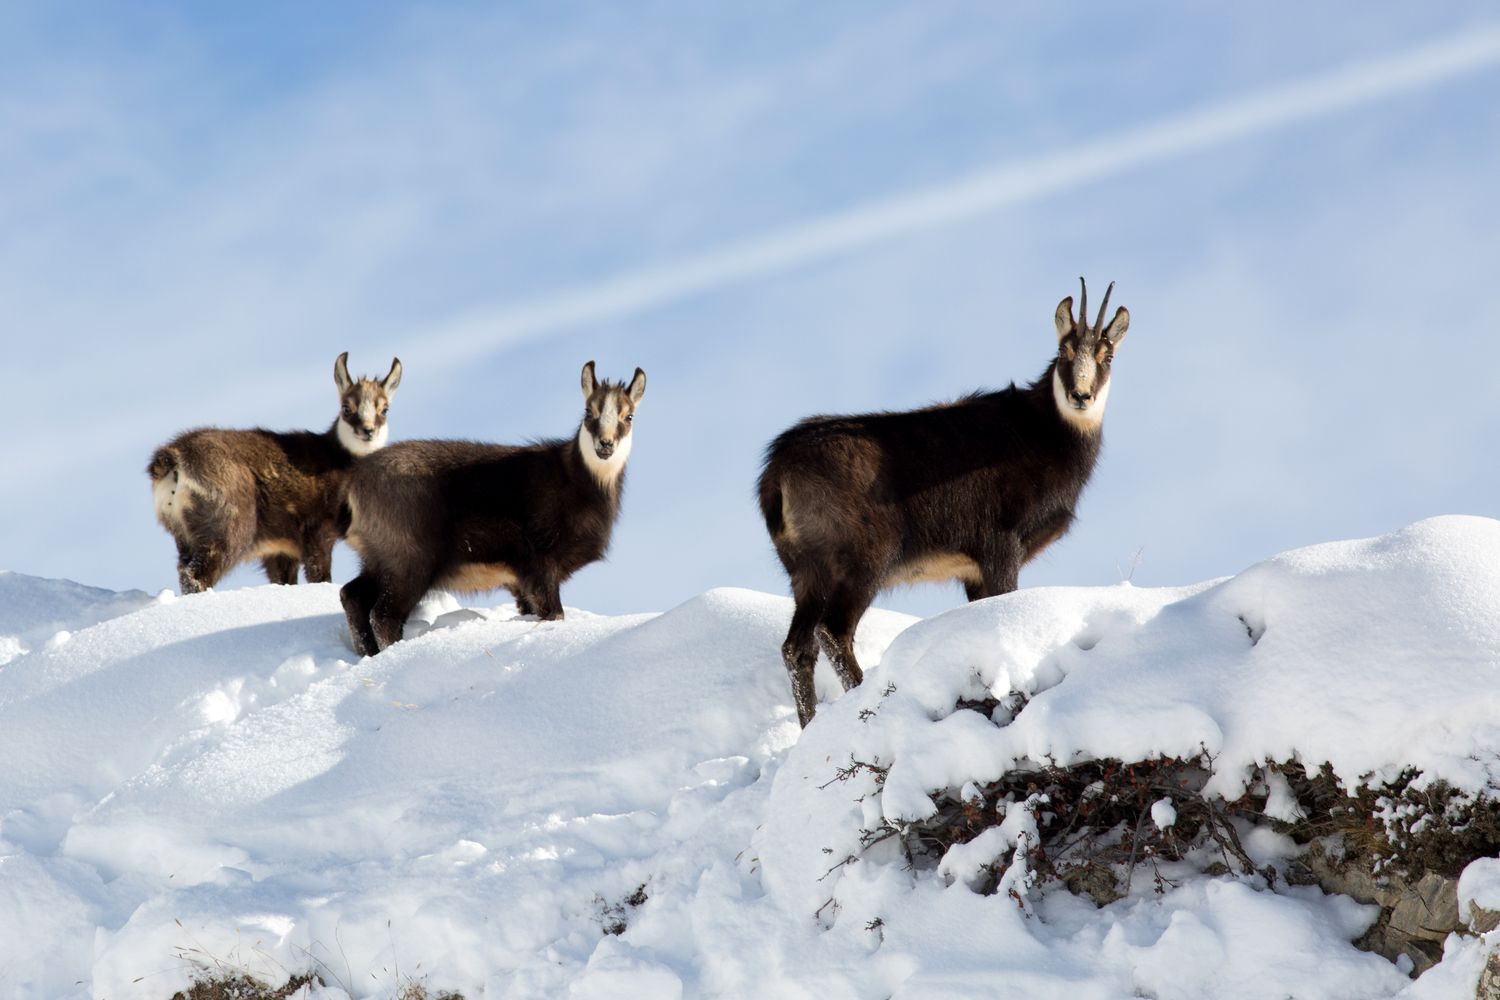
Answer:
xmin=1 ymin=517 xmax=1498 ymax=998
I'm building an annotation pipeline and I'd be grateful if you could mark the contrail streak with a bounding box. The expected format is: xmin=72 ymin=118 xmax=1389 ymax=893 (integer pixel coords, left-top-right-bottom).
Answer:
xmin=4 ymin=25 xmax=1500 ymax=502
xmin=416 ymin=24 xmax=1500 ymax=368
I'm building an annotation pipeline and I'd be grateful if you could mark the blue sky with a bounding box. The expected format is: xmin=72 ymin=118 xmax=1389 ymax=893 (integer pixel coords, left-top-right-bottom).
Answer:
xmin=2 ymin=3 xmax=1497 ymax=617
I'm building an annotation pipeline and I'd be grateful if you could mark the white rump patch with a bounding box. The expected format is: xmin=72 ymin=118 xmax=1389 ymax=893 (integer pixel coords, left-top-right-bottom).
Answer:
xmin=152 ymin=468 xmax=199 ymax=533
xmin=338 ymin=419 xmax=389 ymax=457
xmin=578 ymin=424 xmax=632 ymax=488
xmin=1052 ymin=368 xmax=1109 ymax=432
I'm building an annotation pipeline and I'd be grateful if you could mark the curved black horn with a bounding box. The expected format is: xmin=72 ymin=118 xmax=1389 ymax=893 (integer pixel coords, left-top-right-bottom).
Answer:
xmin=1094 ymin=280 xmax=1115 ymax=335
xmin=1078 ymin=276 xmax=1088 ymax=332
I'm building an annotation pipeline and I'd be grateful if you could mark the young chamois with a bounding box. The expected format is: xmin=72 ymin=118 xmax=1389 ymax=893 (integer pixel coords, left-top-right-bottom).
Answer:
xmin=339 ymin=361 xmax=647 ymax=656
xmin=758 ymin=279 xmax=1130 ymax=726
xmin=148 ymin=353 xmax=403 ymax=593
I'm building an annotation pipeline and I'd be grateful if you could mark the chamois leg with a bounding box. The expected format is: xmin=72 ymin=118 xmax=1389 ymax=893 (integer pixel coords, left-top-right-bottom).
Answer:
xmin=816 ymin=585 xmax=875 ymax=691
xmin=340 ymin=572 xmax=380 ymax=657
xmin=170 ymin=538 xmax=201 ymax=594
xmin=521 ymin=573 xmax=564 ymax=621
xmin=179 ymin=497 xmax=250 ymax=593
xmin=506 ymin=585 xmax=537 ymax=618
xmin=782 ymin=594 xmax=826 ymax=727
xmin=369 ymin=575 xmax=428 ymax=652
xmin=968 ymin=537 xmax=1023 ymax=602
xmin=178 ymin=536 xmax=231 ymax=593
xmin=302 ymin=528 xmax=336 ymax=584
xmin=262 ymin=555 xmax=300 ymax=585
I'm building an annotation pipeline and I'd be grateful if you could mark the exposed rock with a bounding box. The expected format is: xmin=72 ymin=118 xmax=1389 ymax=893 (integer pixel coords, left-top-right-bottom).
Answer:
xmin=1289 ymin=839 xmax=1500 ymax=978
xmin=1477 ymin=949 xmax=1500 ymax=1000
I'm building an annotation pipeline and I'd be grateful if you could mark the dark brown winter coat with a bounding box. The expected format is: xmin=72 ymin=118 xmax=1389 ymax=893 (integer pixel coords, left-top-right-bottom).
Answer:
xmin=759 ymin=280 xmax=1130 ymax=725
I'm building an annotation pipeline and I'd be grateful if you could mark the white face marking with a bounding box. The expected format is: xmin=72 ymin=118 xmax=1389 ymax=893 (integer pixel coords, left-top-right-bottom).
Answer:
xmin=338 ymin=416 xmax=388 ymax=456
xmin=578 ymin=423 xmax=632 ymax=487
xmin=1053 ymin=367 xmax=1109 ymax=431
xmin=599 ymin=394 xmax=620 ymax=442
xmin=1071 ymin=353 xmax=1099 ymax=392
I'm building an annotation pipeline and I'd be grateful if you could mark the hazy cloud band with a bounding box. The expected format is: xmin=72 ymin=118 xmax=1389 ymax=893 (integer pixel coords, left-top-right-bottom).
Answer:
xmin=417 ymin=25 xmax=1500 ymax=366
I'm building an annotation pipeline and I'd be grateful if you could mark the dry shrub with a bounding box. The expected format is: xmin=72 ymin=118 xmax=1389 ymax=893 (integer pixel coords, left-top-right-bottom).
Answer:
xmin=829 ymin=699 xmax=1500 ymax=908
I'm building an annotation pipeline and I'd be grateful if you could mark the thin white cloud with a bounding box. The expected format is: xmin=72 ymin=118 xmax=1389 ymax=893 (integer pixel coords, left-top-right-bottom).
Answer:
xmin=415 ymin=24 xmax=1500 ymax=368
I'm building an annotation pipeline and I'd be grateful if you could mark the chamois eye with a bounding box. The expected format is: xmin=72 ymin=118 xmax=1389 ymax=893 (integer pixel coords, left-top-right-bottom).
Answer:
xmin=624 ymin=413 xmax=633 ymax=423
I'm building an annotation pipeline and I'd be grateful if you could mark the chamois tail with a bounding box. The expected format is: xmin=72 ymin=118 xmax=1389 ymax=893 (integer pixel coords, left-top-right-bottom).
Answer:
xmin=147 ymin=446 xmax=178 ymax=483
xmin=756 ymin=467 xmax=785 ymax=539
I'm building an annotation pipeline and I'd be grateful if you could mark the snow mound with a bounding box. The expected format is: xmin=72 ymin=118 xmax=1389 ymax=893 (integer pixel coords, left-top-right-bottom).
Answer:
xmin=4 ymin=517 xmax=1500 ymax=998
xmin=0 ymin=571 xmax=156 ymax=666
xmin=762 ymin=515 xmax=1500 ymax=919
xmin=0 ymin=577 xmax=916 ymax=998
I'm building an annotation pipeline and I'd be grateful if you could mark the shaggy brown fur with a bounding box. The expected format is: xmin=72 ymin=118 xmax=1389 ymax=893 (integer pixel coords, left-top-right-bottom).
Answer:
xmin=148 ymin=353 xmax=402 ymax=593
xmin=340 ymin=362 xmax=645 ymax=655
xmin=758 ymin=280 xmax=1130 ymax=725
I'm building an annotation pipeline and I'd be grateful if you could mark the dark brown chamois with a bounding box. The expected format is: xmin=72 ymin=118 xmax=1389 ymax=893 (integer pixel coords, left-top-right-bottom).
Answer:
xmin=148 ymin=353 xmax=402 ymax=593
xmin=758 ymin=279 xmax=1130 ymax=726
xmin=339 ymin=361 xmax=647 ymax=655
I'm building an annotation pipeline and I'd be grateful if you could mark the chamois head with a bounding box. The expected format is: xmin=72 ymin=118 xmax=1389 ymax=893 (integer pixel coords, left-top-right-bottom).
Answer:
xmin=1052 ymin=277 xmax=1129 ymax=431
xmin=578 ymin=360 xmax=647 ymax=485
xmin=334 ymin=352 xmax=403 ymax=456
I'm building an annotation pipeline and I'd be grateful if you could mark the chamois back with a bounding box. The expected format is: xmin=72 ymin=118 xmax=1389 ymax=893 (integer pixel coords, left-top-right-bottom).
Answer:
xmin=339 ymin=361 xmax=646 ymax=655
xmin=759 ymin=279 xmax=1130 ymax=726
xmin=148 ymin=353 xmax=402 ymax=592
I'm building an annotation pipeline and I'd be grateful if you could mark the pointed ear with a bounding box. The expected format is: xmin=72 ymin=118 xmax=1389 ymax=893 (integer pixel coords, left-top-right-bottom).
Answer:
xmin=1102 ymin=306 xmax=1130 ymax=347
xmin=1054 ymin=297 xmax=1075 ymax=342
xmin=580 ymin=360 xmax=597 ymax=399
xmin=334 ymin=352 xmax=353 ymax=393
xmin=382 ymin=357 xmax=403 ymax=394
xmin=627 ymin=367 xmax=646 ymax=404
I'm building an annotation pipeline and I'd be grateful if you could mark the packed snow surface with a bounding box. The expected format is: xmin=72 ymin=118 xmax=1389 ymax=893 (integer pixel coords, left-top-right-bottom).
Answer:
xmin=2 ymin=517 xmax=1499 ymax=998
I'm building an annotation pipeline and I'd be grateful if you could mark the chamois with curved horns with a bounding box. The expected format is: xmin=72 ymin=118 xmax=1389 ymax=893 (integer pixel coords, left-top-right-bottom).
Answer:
xmin=148 ymin=352 xmax=403 ymax=593
xmin=339 ymin=361 xmax=647 ymax=656
xmin=758 ymin=279 xmax=1130 ymax=726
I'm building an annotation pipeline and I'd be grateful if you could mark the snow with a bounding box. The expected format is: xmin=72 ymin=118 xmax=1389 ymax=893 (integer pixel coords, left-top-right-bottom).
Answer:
xmin=0 ymin=571 xmax=155 ymax=666
xmin=2 ymin=516 xmax=1499 ymax=997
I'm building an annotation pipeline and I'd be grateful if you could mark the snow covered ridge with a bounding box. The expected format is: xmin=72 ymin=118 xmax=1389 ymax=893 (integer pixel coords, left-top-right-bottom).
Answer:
xmin=0 ymin=571 xmax=155 ymax=667
xmin=3 ymin=516 xmax=1500 ymax=998
xmin=762 ymin=517 xmax=1500 ymax=981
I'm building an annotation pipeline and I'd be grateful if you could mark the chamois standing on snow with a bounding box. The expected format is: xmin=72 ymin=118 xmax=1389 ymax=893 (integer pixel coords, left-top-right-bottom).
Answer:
xmin=758 ymin=279 xmax=1130 ymax=726
xmin=339 ymin=361 xmax=647 ymax=656
xmin=148 ymin=353 xmax=403 ymax=593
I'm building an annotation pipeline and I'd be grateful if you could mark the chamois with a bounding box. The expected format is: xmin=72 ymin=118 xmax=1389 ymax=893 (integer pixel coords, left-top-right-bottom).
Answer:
xmin=339 ymin=361 xmax=647 ymax=656
xmin=148 ymin=353 xmax=403 ymax=593
xmin=758 ymin=279 xmax=1130 ymax=726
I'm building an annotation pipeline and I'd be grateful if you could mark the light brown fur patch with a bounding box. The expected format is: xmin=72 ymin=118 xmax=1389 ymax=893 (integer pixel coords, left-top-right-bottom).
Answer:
xmin=250 ymin=538 xmax=302 ymax=561
xmin=886 ymin=553 xmax=983 ymax=588
xmin=437 ymin=562 xmax=520 ymax=595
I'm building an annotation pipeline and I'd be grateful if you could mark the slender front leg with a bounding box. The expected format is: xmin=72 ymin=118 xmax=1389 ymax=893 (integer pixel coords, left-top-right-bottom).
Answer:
xmin=970 ymin=535 xmax=1023 ymax=601
xmin=302 ymin=530 xmax=336 ymax=584
xmin=508 ymin=586 xmax=538 ymax=618
xmin=525 ymin=574 xmax=564 ymax=621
